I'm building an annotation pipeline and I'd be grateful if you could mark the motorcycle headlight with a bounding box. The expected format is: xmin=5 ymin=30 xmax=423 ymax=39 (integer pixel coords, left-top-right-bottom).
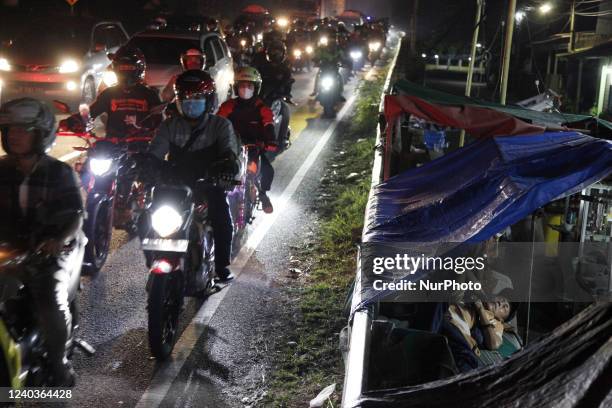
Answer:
xmin=350 ymin=50 xmax=363 ymax=60
xmin=319 ymin=36 xmax=328 ymax=46
xmin=321 ymin=76 xmax=334 ymax=92
xmin=89 ymin=158 xmax=112 ymax=176
xmin=151 ymin=205 xmax=183 ymax=238
xmin=0 ymin=57 xmax=11 ymax=72
xmin=369 ymin=42 xmax=381 ymax=51
xmin=293 ymin=49 xmax=302 ymax=58
xmin=305 ymin=45 xmax=314 ymax=54
xmin=240 ymin=39 xmax=247 ymax=47
xmin=256 ymin=33 xmax=263 ymax=42
xmin=102 ymin=70 xmax=118 ymax=87
xmin=59 ymin=59 xmax=79 ymax=73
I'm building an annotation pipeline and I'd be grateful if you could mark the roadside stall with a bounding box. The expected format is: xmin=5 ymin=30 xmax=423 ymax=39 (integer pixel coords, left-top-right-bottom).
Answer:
xmin=341 ymin=81 xmax=612 ymax=407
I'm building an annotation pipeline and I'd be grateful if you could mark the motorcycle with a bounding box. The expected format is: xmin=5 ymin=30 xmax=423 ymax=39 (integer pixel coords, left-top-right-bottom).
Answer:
xmin=315 ymin=64 xmax=344 ymax=118
xmin=367 ymin=40 xmax=383 ymax=64
xmin=348 ymin=44 xmax=366 ymax=71
xmin=55 ymin=100 xmax=162 ymax=274
xmin=228 ymin=33 xmax=256 ymax=68
xmin=0 ymin=239 xmax=94 ymax=387
xmin=57 ymin=130 xmax=152 ymax=274
xmin=140 ymin=165 xmax=238 ymax=359
xmin=288 ymin=43 xmax=314 ymax=73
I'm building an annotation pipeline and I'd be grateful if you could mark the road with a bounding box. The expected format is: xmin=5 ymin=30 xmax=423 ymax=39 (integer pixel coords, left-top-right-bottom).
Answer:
xmin=22 ymin=65 xmax=372 ymax=407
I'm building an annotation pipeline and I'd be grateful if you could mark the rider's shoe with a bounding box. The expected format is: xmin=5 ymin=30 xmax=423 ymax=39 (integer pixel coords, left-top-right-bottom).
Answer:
xmin=216 ymin=267 xmax=235 ymax=283
xmin=259 ymin=192 xmax=274 ymax=214
xmin=49 ymin=360 xmax=76 ymax=387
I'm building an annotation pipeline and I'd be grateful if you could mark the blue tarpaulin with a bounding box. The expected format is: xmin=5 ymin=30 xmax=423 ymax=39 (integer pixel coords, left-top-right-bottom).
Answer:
xmin=364 ymin=132 xmax=612 ymax=244
xmin=353 ymin=132 xmax=612 ymax=315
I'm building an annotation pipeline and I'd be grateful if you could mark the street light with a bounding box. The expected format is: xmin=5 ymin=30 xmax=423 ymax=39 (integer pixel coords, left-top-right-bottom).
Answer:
xmin=515 ymin=10 xmax=526 ymax=23
xmin=539 ymin=2 xmax=552 ymax=14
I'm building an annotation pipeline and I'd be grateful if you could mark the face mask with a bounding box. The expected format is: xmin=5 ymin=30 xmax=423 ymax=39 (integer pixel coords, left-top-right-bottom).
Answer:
xmin=238 ymin=87 xmax=255 ymax=100
xmin=180 ymin=99 xmax=207 ymax=118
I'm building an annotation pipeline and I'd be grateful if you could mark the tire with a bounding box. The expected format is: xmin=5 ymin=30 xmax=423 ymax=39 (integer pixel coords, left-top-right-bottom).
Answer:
xmin=147 ymin=272 xmax=183 ymax=360
xmin=0 ymin=345 xmax=10 ymax=387
xmin=322 ymin=100 xmax=336 ymax=118
xmin=81 ymin=77 xmax=96 ymax=104
xmin=83 ymin=199 xmax=113 ymax=275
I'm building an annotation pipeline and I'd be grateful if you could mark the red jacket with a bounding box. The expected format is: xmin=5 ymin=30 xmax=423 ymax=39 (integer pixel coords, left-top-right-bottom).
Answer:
xmin=217 ymin=97 xmax=276 ymax=145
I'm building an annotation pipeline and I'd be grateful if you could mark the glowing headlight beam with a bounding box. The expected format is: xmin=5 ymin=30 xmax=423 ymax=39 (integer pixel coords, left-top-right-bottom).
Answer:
xmin=89 ymin=158 xmax=112 ymax=176
xmin=59 ymin=59 xmax=79 ymax=73
xmin=151 ymin=205 xmax=183 ymax=238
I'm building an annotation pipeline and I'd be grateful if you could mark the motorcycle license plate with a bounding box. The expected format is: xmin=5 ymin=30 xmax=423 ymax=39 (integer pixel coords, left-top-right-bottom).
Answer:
xmin=141 ymin=238 xmax=188 ymax=252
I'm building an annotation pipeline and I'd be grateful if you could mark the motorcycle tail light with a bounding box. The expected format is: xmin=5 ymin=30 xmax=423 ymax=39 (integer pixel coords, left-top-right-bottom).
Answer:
xmin=151 ymin=259 xmax=173 ymax=274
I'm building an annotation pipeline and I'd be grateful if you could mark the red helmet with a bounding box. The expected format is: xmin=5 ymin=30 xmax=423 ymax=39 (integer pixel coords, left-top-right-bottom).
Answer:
xmin=180 ymin=48 xmax=206 ymax=71
xmin=174 ymin=70 xmax=217 ymax=115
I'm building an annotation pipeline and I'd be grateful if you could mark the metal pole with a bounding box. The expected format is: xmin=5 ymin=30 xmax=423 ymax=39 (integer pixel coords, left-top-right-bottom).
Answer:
xmin=460 ymin=0 xmax=483 ymax=147
xmin=500 ymin=0 xmax=517 ymax=105
xmin=465 ymin=0 xmax=483 ymax=97
xmin=569 ymin=0 xmax=576 ymax=53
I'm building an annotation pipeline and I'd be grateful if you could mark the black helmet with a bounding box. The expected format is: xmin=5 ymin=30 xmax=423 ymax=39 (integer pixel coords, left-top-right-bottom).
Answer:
xmin=112 ymin=46 xmax=146 ymax=87
xmin=265 ymin=40 xmax=287 ymax=63
xmin=0 ymin=98 xmax=56 ymax=154
xmin=174 ymin=70 xmax=218 ymax=117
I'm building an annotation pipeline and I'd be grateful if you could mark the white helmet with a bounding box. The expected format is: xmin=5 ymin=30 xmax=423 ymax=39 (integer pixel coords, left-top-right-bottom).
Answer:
xmin=0 ymin=98 xmax=56 ymax=154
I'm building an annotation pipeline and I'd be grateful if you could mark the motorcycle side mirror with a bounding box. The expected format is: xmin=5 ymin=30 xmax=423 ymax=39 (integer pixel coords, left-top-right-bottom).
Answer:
xmin=52 ymin=100 xmax=71 ymax=114
xmin=106 ymin=52 xmax=116 ymax=60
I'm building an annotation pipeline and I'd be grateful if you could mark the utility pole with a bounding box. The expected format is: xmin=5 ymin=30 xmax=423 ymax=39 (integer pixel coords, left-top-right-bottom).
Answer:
xmin=460 ymin=0 xmax=483 ymax=147
xmin=569 ymin=0 xmax=576 ymax=53
xmin=500 ymin=0 xmax=517 ymax=105
xmin=410 ymin=0 xmax=419 ymax=54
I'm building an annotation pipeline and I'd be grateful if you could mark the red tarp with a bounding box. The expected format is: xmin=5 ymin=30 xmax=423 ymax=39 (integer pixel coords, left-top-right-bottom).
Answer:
xmin=384 ymin=94 xmax=560 ymax=139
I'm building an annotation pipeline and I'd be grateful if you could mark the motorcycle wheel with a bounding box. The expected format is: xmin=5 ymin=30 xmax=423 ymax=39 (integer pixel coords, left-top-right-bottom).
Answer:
xmin=147 ymin=272 xmax=183 ymax=360
xmin=323 ymin=101 xmax=336 ymax=118
xmin=84 ymin=200 xmax=113 ymax=275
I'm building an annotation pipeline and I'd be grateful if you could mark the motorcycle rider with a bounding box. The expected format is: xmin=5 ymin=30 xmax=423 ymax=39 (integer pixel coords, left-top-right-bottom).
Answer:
xmin=161 ymin=48 xmax=207 ymax=102
xmin=217 ymin=67 xmax=277 ymax=214
xmin=148 ymin=70 xmax=240 ymax=282
xmin=62 ymin=46 xmax=163 ymax=137
xmin=60 ymin=46 xmax=163 ymax=227
xmin=311 ymin=34 xmax=346 ymax=100
xmin=253 ymin=40 xmax=294 ymax=102
xmin=0 ymin=98 xmax=84 ymax=386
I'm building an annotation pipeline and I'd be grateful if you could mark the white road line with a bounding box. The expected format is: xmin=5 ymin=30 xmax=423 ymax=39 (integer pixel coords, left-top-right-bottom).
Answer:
xmin=135 ymin=70 xmax=371 ymax=408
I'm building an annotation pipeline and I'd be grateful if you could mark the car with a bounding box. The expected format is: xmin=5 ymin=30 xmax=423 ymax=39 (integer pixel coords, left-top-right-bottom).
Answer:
xmin=0 ymin=16 xmax=129 ymax=107
xmin=118 ymin=29 xmax=234 ymax=105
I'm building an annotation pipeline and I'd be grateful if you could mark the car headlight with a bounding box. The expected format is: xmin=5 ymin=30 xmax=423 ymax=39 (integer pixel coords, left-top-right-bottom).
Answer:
xmin=305 ymin=45 xmax=314 ymax=54
xmin=89 ymin=158 xmax=112 ymax=176
xmin=151 ymin=205 xmax=183 ymax=238
xmin=319 ymin=36 xmax=328 ymax=46
xmin=350 ymin=50 xmax=363 ymax=60
xmin=59 ymin=59 xmax=79 ymax=73
xmin=293 ymin=49 xmax=302 ymax=58
xmin=0 ymin=57 xmax=11 ymax=71
xmin=321 ymin=76 xmax=334 ymax=92
xmin=277 ymin=17 xmax=289 ymax=28
xmin=102 ymin=70 xmax=118 ymax=87
xmin=369 ymin=42 xmax=381 ymax=51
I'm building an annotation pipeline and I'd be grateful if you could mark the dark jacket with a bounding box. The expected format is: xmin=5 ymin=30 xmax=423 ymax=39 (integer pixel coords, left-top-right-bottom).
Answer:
xmin=90 ymin=83 xmax=163 ymax=138
xmin=149 ymin=113 xmax=240 ymax=184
